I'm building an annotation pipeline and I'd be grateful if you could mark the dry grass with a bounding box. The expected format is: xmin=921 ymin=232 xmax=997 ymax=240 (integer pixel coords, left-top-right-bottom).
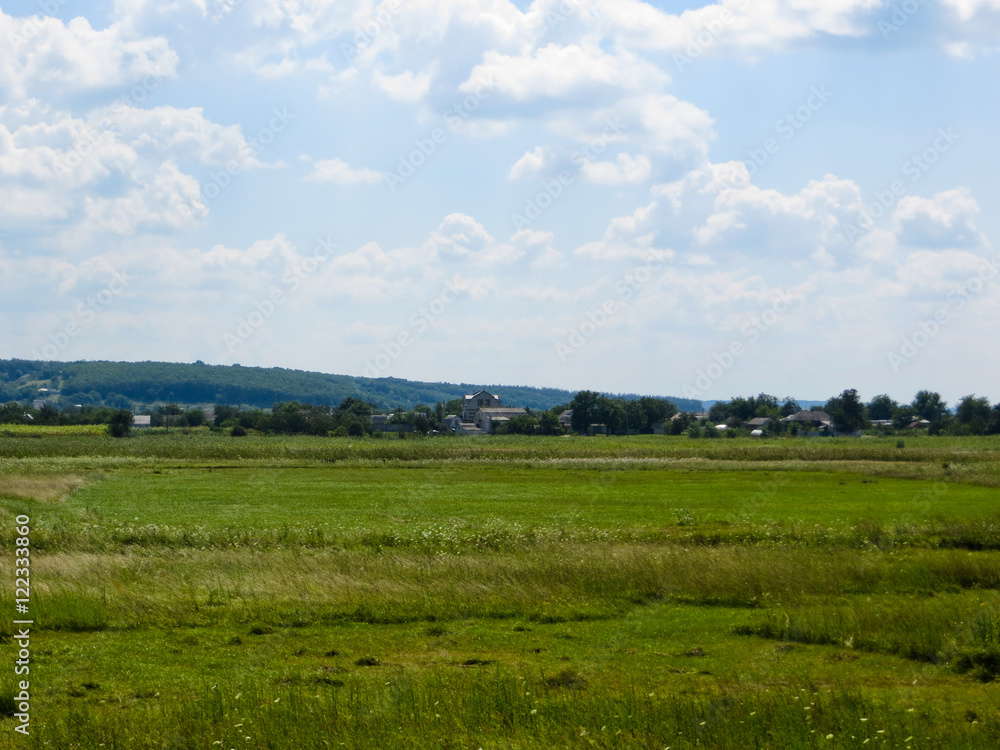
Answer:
xmin=0 ymin=473 xmax=89 ymax=503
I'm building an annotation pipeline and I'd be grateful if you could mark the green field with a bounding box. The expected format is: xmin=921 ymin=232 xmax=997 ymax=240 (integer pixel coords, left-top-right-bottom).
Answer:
xmin=2 ymin=434 xmax=1000 ymax=747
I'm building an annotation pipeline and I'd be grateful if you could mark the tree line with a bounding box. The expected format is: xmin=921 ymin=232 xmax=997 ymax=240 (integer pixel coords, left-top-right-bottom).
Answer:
xmin=701 ymin=390 xmax=1000 ymax=436
xmin=3 ymin=388 xmax=999 ymax=438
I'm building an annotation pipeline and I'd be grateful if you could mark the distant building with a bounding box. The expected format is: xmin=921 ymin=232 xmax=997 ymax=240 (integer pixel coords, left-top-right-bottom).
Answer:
xmin=558 ymin=410 xmax=573 ymax=429
xmin=746 ymin=418 xmax=772 ymax=430
xmin=781 ymin=410 xmax=835 ymax=435
xmin=371 ymin=415 xmax=391 ymax=426
xmin=132 ymin=415 xmax=152 ymax=429
xmin=455 ymin=422 xmax=485 ymax=436
xmin=462 ymin=391 xmax=501 ymax=421
xmin=442 ymin=415 xmax=461 ymax=431
xmin=474 ymin=407 xmax=528 ymax=434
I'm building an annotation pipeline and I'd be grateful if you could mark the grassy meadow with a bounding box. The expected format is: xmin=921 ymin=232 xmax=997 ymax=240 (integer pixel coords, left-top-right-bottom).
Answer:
xmin=2 ymin=432 xmax=1000 ymax=747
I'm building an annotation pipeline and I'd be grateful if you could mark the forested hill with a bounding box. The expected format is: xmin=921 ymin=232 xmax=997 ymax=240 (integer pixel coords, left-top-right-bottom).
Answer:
xmin=0 ymin=359 xmax=703 ymax=412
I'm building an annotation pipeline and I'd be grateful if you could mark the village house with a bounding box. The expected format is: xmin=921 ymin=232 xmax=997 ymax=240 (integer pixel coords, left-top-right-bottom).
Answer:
xmin=461 ymin=390 xmax=502 ymax=421
xmin=474 ymin=407 xmax=529 ymax=434
xmin=781 ymin=410 xmax=835 ymax=435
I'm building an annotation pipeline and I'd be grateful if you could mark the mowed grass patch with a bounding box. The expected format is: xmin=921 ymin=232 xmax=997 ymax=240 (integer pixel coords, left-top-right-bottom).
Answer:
xmin=57 ymin=466 xmax=1000 ymax=546
xmin=1 ymin=431 xmax=998 ymax=467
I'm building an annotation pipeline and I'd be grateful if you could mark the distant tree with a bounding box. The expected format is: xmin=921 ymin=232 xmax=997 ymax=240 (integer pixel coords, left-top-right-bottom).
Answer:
xmin=707 ymin=401 xmax=732 ymax=424
xmin=867 ymin=394 xmax=898 ymax=421
xmin=107 ymin=409 xmax=133 ymax=438
xmin=497 ymin=415 xmax=539 ymax=435
xmin=624 ymin=400 xmax=646 ymax=432
xmin=158 ymin=403 xmax=183 ymax=416
xmin=37 ymin=404 xmax=61 ymax=425
xmin=0 ymin=402 xmax=25 ymax=424
xmin=601 ymin=397 xmax=626 ymax=435
xmin=183 ymin=408 xmax=205 ymax=427
xmin=538 ymin=411 xmax=563 ymax=436
xmin=988 ymin=403 xmax=1000 ymax=435
xmin=669 ymin=412 xmax=694 ymax=435
xmin=955 ymin=395 xmax=992 ymax=435
xmin=214 ymin=404 xmax=241 ymax=426
xmin=824 ymin=389 xmax=869 ymax=433
xmin=728 ymin=396 xmax=756 ymax=423
xmin=569 ymin=391 xmax=601 ymax=434
xmin=753 ymin=394 xmax=780 ymax=417
xmin=780 ymin=398 xmax=801 ymax=418
xmin=336 ymin=397 xmax=374 ymax=422
xmin=412 ymin=414 xmax=430 ymax=435
xmin=912 ymin=391 xmax=947 ymax=422
xmin=892 ymin=405 xmax=918 ymax=430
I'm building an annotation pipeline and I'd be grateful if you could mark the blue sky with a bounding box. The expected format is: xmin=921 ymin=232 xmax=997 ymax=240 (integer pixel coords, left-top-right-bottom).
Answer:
xmin=1 ymin=0 xmax=998 ymax=405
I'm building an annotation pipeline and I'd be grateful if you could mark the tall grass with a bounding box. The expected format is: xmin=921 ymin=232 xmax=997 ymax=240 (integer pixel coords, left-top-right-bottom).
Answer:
xmin=735 ymin=591 xmax=1000 ymax=679
xmin=21 ymin=674 xmax=1000 ymax=749
xmin=10 ymin=546 xmax=1000 ymax=635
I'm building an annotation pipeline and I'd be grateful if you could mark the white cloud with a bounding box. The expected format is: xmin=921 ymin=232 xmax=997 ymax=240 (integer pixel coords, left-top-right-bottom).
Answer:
xmin=894 ymin=189 xmax=985 ymax=249
xmin=425 ymin=213 xmax=496 ymax=258
xmin=82 ymin=160 xmax=206 ymax=234
xmin=576 ymin=162 xmax=867 ymax=265
xmin=461 ymin=43 xmax=667 ymax=102
xmin=373 ymin=67 xmax=435 ymax=102
xmin=508 ymin=146 xmax=558 ymax=181
xmin=0 ymin=102 xmax=274 ymax=239
xmin=943 ymin=0 xmax=1000 ymax=20
xmin=0 ymin=12 xmax=178 ymax=100
xmin=581 ymin=153 xmax=651 ymax=184
xmin=305 ymin=158 xmax=383 ymax=184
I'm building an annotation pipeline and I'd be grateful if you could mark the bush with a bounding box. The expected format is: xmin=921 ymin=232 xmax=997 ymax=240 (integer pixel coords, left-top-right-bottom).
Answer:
xmin=107 ymin=409 xmax=133 ymax=438
xmin=231 ymin=425 xmax=247 ymax=437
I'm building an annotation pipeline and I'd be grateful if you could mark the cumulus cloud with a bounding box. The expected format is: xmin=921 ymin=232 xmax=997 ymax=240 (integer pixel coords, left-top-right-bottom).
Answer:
xmin=0 ymin=11 xmax=178 ymax=100
xmin=82 ymin=160 xmax=206 ymax=234
xmin=894 ymin=189 xmax=986 ymax=249
xmin=461 ymin=43 xmax=668 ymax=103
xmin=581 ymin=153 xmax=652 ymax=184
xmin=373 ymin=67 xmax=435 ymax=102
xmin=0 ymin=102 xmax=271 ymax=238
